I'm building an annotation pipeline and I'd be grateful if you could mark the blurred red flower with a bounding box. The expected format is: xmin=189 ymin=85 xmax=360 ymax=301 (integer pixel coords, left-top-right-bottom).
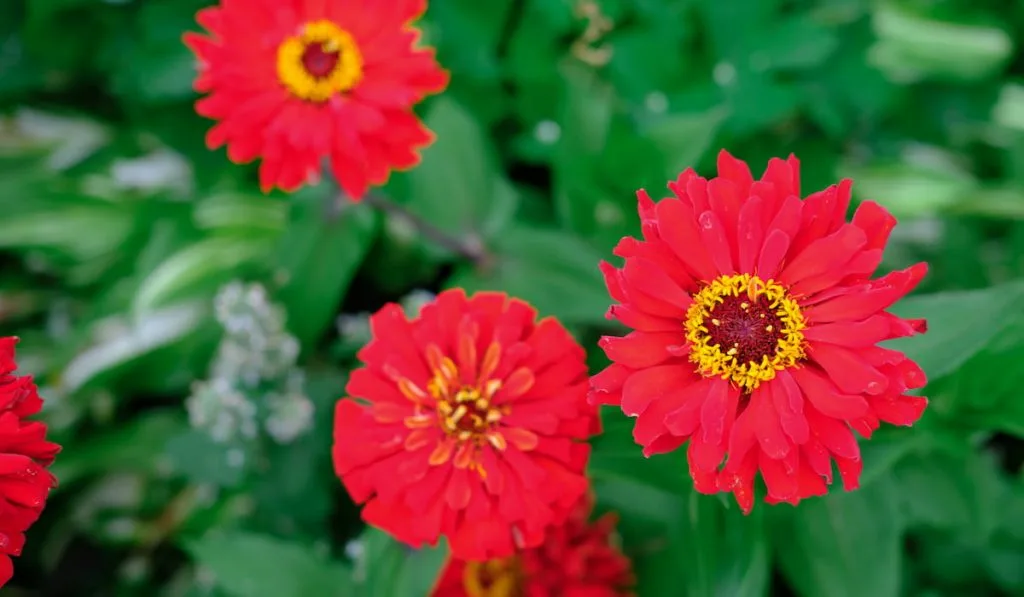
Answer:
xmin=184 ymin=0 xmax=448 ymax=197
xmin=430 ymin=495 xmax=635 ymax=597
xmin=591 ymin=150 xmax=929 ymax=513
xmin=332 ymin=289 xmax=599 ymax=561
xmin=0 ymin=337 xmax=59 ymax=588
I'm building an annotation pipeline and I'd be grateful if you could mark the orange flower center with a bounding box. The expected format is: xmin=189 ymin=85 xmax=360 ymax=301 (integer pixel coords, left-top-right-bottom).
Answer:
xmin=464 ymin=557 xmax=524 ymax=597
xmin=395 ymin=340 xmax=542 ymax=478
xmin=276 ymin=20 xmax=363 ymax=102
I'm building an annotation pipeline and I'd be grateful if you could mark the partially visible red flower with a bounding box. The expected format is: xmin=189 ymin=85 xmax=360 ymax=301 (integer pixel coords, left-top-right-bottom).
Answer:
xmin=332 ymin=289 xmax=599 ymax=561
xmin=0 ymin=337 xmax=59 ymax=589
xmin=430 ymin=494 xmax=635 ymax=597
xmin=184 ymin=0 xmax=449 ymax=197
xmin=591 ymin=150 xmax=928 ymax=513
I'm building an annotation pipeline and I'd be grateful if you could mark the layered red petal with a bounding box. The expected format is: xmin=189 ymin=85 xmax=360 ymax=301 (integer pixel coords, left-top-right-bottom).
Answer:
xmin=184 ymin=0 xmax=448 ymax=197
xmin=431 ymin=494 xmax=635 ymax=597
xmin=590 ymin=150 xmax=928 ymax=513
xmin=0 ymin=338 xmax=60 ymax=590
xmin=333 ymin=290 xmax=598 ymax=561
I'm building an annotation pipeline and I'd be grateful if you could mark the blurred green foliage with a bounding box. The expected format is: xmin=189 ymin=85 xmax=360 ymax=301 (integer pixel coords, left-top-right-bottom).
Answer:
xmin=1 ymin=0 xmax=1023 ymax=595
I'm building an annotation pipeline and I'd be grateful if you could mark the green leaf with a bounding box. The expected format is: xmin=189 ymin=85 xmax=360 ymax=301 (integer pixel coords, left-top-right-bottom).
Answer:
xmin=589 ymin=410 xmax=690 ymax=495
xmin=275 ymin=192 xmax=377 ymax=349
xmin=842 ymin=150 xmax=976 ymax=218
xmin=60 ymin=301 xmax=210 ymax=394
xmin=164 ymin=430 xmax=248 ymax=488
xmin=353 ymin=527 xmax=448 ymax=597
xmin=186 ymin=531 xmax=353 ymax=597
xmin=640 ymin=106 xmax=728 ymax=181
xmin=771 ymin=481 xmax=905 ymax=597
xmin=885 ymin=280 xmax=1024 ymax=381
xmin=445 ymin=225 xmax=610 ymax=325
xmin=404 ymin=97 xmax=518 ymax=242
xmin=50 ymin=410 xmax=187 ymax=487
xmin=869 ymin=4 xmax=1012 ymax=83
xmin=646 ymin=493 xmax=769 ymax=597
xmin=0 ymin=199 xmax=135 ymax=262
xmin=132 ymin=235 xmax=274 ymax=313
xmin=193 ymin=193 xmax=291 ymax=235
xmin=107 ymin=0 xmax=208 ymax=102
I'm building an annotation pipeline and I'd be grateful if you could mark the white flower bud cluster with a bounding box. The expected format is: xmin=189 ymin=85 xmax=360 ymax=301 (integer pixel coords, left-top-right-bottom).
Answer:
xmin=186 ymin=282 xmax=315 ymax=446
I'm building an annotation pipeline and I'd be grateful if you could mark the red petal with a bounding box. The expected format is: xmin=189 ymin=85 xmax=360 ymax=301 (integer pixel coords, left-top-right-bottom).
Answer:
xmin=621 ymin=364 xmax=694 ymax=417
xmin=808 ymin=342 xmax=889 ymax=396
xmin=790 ymin=366 xmax=870 ymax=420
xmin=599 ymin=332 xmax=679 ymax=368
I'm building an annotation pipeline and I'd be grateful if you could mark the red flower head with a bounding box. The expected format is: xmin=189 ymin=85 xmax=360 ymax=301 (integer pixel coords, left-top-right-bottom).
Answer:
xmin=0 ymin=337 xmax=60 ymax=588
xmin=332 ymin=289 xmax=599 ymax=561
xmin=591 ymin=150 xmax=929 ymax=513
xmin=430 ymin=494 xmax=635 ymax=597
xmin=184 ymin=0 xmax=449 ymax=197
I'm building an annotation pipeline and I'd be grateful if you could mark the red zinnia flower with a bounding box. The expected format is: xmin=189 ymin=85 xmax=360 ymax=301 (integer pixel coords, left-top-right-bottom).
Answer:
xmin=591 ymin=150 xmax=928 ymax=513
xmin=332 ymin=289 xmax=599 ymax=560
xmin=0 ymin=337 xmax=59 ymax=588
xmin=184 ymin=0 xmax=449 ymax=197
xmin=430 ymin=494 xmax=635 ymax=597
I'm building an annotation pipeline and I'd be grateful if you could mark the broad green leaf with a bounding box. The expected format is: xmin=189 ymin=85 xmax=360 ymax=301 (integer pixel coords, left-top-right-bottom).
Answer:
xmin=275 ymin=192 xmax=377 ymax=349
xmin=641 ymin=106 xmax=728 ymax=181
xmin=164 ymin=430 xmax=248 ymax=488
xmin=445 ymin=225 xmax=610 ymax=325
xmin=885 ymin=280 xmax=1024 ymax=381
xmin=50 ymin=410 xmax=186 ymax=486
xmin=652 ymin=493 xmax=769 ymax=597
xmin=352 ymin=527 xmax=448 ymax=597
xmin=927 ymin=320 xmax=1024 ymax=434
xmin=589 ymin=409 xmax=690 ymax=495
xmin=891 ymin=449 xmax=1003 ymax=538
xmin=194 ymin=193 xmax=290 ymax=235
xmin=60 ymin=301 xmax=209 ymax=393
xmin=0 ymin=200 xmax=135 ymax=262
xmin=186 ymin=531 xmax=353 ymax=597
xmin=405 ymin=97 xmax=518 ymax=242
xmin=771 ymin=481 xmax=904 ymax=597
xmin=752 ymin=15 xmax=840 ymax=71
xmin=553 ymin=64 xmax=615 ymax=226
xmin=133 ymin=235 xmax=274 ymax=312
xmin=869 ymin=4 xmax=1012 ymax=83
xmin=843 ymin=150 xmax=976 ymax=218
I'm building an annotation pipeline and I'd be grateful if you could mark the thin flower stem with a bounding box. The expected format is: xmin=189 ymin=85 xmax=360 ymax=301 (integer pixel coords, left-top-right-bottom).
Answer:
xmin=321 ymin=158 xmax=486 ymax=264
xmin=359 ymin=192 xmax=486 ymax=264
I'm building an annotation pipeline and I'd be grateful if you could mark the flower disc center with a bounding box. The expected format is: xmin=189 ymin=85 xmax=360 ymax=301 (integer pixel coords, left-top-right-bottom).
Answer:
xmin=684 ymin=274 xmax=806 ymax=391
xmin=433 ymin=385 xmax=502 ymax=440
xmin=276 ymin=20 xmax=363 ymax=102
xmin=464 ymin=557 xmax=524 ymax=597
xmin=300 ymin=42 xmax=341 ymax=79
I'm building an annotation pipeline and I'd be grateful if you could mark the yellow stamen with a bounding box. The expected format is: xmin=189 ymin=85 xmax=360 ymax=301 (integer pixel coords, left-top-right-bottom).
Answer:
xmin=464 ymin=558 xmax=523 ymax=597
xmin=276 ymin=20 xmax=363 ymax=102
xmin=684 ymin=273 xmax=806 ymax=391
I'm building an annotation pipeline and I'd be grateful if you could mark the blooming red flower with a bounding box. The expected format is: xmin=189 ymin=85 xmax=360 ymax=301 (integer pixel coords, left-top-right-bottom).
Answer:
xmin=430 ymin=494 xmax=635 ymax=597
xmin=184 ymin=0 xmax=449 ymax=197
xmin=332 ymin=289 xmax=599 ymax=560
xmin=0 ymin=337 xmax=59 ymax=588
xmin=590 ymin=150 xmax=928 ymax=513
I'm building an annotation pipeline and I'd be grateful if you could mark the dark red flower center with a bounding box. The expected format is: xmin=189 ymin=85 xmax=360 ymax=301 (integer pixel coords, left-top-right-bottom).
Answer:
xmin=684 ymin=274 xmax=807 ymax=392
xmin=436 ymin=387 xmax=501 ymax=437
xmin=704 ymin=294 xmax=785 ymax=365
xmin=301 ymin=42 xmax=341 ymax=79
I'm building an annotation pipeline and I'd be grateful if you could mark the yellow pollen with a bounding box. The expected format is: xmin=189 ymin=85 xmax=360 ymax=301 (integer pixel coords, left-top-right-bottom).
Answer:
xmin=684 ymin=273 xmax=806 ymax=392
xmin=464 ymin=558 xmax=523 ymax=597
xmin=276 ymin=20 xmax=363 ymax=102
